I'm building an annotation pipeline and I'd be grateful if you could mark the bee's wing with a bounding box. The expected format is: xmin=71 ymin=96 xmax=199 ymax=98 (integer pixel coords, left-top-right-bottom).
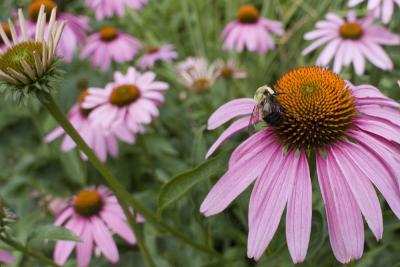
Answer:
xmin=247 ymin=105 xmax=260 ymax=135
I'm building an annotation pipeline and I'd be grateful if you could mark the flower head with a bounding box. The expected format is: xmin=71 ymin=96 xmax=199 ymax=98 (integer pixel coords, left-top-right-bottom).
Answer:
xmin=215 ymin=59 xmax=247 ymax=80
xmin=201 ymin=66 xmax=400 ymax=263
xmin=302 ymin=11 xmax=400 ymax=75
xmin=349 ymin=0 xmax=400 ymax=23
xmin=177 ymin=57 xmax=219 ymax=92
xmin=81 ymin=26 xmax=141 ymax=71
xmin=0 ymin=6 xmax=65 ymax=101
xmin=85 ymin=0 xmax=148 ymax=20
xmin=53 ymin=186 xmax=143 ymax=267
xmin=81 ymin=67 xmax=168 ymax=135
xmin=138 ymin=44 xmax=178 ymax=69
xmin=222 ymin=4 xmax=284 ymax=54
xmin=26 ymin=0 xmax=90 ymax=62
xmin=45 ymin=90 xmax=134 ymax=162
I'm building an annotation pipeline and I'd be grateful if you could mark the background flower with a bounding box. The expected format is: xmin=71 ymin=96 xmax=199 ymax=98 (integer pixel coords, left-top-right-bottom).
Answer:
xmin=81 ymin=27 xmax=142 ymax=71
xmin=222 ymin=4 xmax=284 ymax=54
xmin=138 ymin=44 xmax=178 ymax=69
xmin=302 ymin=11 xmax=400 ymax=75
xmin=349 ymin=0 xmax=400 ymax=23
xmin=53 ymin=186 xmax=142 ymax=267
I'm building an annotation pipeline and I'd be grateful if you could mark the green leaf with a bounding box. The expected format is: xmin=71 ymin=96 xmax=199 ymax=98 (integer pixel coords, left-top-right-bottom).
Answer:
xmin=157 ymin=152 xmax=229 ymax=214
xmin=29 ymin=225 xmax=81 ymax=243
xmin=59 ymin=150 xmax=86 ymax=185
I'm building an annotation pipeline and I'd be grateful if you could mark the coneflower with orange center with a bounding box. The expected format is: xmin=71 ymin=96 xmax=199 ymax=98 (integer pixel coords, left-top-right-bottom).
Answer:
xmin=201 ymin=66 xmax=400 ymax=264
xmin=0 ymin=5 xmax=65 ymax=101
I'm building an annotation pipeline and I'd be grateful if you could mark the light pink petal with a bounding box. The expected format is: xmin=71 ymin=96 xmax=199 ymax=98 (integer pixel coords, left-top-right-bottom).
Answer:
xmin=76 ymin=220 xmax=93 ymax=267
xmin=45 ymin=127 xmax=65 ymax=143
xmin=316 ymin=152 xmax=364 ymax=264
xmin=91 ymin=216 xmax=119 ymax=263
xmin=331 ymin=145 xmax=383 ymax=239
xmin=0 ymin=250 xmax=14 ymax=264
xmin=247 ymin=149 xmax=298 ymax=260
xmin=54 ymin=207 xmax=74 ymax=226
xmin=101 ymin=211 xmax=136 ymax=244
xmin=208 ymin=98 xmax=255 ymax=130
xmin=302 ymin=34 xmax=337 ymax=55
xmin=54 ymin=218 xmax=83 ymax=265
xmin=343 ymin=131 xmax=400 ymax=218
xmin=357 ymin=116 xmax=400 ymax=144
xmin=201 ymin=132 xmax=278 ymax=216
xmin=358 ymin=104 xmax=400 ymax=127
xmin=316 ymin=39 xmax=341 ymax=66
xmin=206 ymin=116 xmax=250 ymax=159
xmin=229 ymin=129 xmax=272 ymax=167
xmin=286 ymin=151 xmax=312 ymax=263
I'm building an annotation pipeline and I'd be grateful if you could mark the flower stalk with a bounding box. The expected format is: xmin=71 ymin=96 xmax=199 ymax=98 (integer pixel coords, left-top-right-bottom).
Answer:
xmin=39 ymin=93 xmax=222 ymax=261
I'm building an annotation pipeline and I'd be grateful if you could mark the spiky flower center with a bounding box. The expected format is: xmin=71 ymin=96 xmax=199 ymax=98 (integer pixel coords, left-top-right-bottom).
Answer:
xmin=221 ymin=67 xmax=234 ymax=79
xmin=272 ymin=66 xmax=356 ymax=150
xmin=193 ymin=78 xmax=210 ymax=91
xmin=28 ymin=0 xmax=57 ymax=21
xmin=147 ymin=47 xmax=159 ymax=54
xmin=0 ymin=23 xmax=11 ymax=45
xmin=237 ymin=4 xmax=259 ymax=24
xmin=0 ymin=41 xmax=46 ymax=77
xmin=73 ymin=190 xmax=103 ymax=217
xmin=339 ymin=22 xmax=363 ymax=40
xmin=78 ymin=90 xmax=93 ymax=117
xmin=100 ymin=27 xmax=119 ymax=42
xmin=109 ymin=84 xmax=141 ymax=107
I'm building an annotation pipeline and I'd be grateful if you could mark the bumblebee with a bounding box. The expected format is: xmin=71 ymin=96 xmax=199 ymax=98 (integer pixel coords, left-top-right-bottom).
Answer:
xmin=249 ymin=85 xmax=284 ymax=128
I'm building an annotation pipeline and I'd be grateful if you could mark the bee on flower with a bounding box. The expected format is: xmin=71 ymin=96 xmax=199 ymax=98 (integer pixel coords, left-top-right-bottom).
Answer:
xmin=201 ymin=66 xmax=400 ymax=264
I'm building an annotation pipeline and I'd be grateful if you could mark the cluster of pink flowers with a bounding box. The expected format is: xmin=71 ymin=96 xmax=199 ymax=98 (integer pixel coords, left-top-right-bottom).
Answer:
xmin=46 ymin=67 xmax=168 ymax=162
xmin=1 ymin=0 xmax=399 ymax=266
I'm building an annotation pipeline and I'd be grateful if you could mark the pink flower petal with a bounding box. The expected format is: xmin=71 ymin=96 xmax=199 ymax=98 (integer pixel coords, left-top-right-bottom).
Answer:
xmin=316 ymin=152 xmax=364 ymax=264
xmin=286 ymin=151 xmax=312 ymax=263
xmin=207 ymin=98 xmax=255 ymax=130
xmin=91 ymin=216 xmax=119 ymax=263
xmin=76 ymin=220 xmax=93 ymax=267
xmin=201 ymin=135 xmax=279 ymax=217
xmin=247 ymin=149 xmax=298 ymax=260
xmin=54 ymin=218 xmax=83 ymax=265
xmin=101 ymin=211 xmax=136 ymax=244
xmin=206 ymin=116 xmax=250 ymax=159
xmin=331 ymin=144 xmax=383 ymax=239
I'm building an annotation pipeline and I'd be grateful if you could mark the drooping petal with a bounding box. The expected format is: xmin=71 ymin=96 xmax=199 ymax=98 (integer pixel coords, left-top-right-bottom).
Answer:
xmin=76 ymin=220 xmax=93 ymax=267
xmin=247 ymin=149 xmax=298 ymax=260
xmin=54 ymin=218 xmax=83 ymax=265
xmin=286 ymin=151 xmax=312 ymax=263
xmin=207 ymin=98 xmax=255 ymax=130
xmin=316 ymin=152 xmax=364 ymax=263
xmin=331 ymin=144 xmax=383 ymax=240
xmin=91 ymin=216 xmax=119 ymax=263
xmin=201 ymin=136 xmax=278 ymax=216
xmin=206 ymin=116 xmax=250 ymax=159
xmin=101 ymin=211 xmax=136 ymax=244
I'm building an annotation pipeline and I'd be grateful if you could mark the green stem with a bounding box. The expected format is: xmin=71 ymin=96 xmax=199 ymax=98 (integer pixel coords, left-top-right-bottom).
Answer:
xmin=39 ymin=94 xmax=156 ymax=267
xmin=39 ymin=94 xmax=222 ymax=261
xmin=0 ymin=236 xmax=60 ymax=267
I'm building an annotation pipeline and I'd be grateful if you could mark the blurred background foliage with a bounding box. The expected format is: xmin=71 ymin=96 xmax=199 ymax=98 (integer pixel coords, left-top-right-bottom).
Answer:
xmin=0 ymin=0 xmax=400 ymax=266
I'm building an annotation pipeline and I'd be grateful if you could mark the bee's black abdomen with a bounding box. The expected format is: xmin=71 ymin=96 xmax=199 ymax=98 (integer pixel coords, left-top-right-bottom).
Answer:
xmin=265 ymin=112 xmax=283 ymax=127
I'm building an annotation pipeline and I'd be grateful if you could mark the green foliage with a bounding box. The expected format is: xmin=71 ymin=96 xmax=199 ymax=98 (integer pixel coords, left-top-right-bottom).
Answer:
xmin=0 ymin=0 xmax=399 ymax=266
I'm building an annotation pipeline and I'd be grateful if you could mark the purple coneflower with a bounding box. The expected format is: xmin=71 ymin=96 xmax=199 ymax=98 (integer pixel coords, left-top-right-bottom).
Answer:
xmin=201 ymin=66 xmax=400 ymax=263
xmin=215 ymin=59 xmax=247 ymax=80
xmin=81 ymin=27 xmax=141 ymax=71
xmin=53 ymin=186 xmax=143 ymax=267
xmin=45 ymin=90 xmax=134 ymax=162
xmin=302 ymin=11 xmax=400 ymax=75
xmin=177 ymin=57 xmax=219 ymax=93
xmin=349 ymin=0 xmax=400 ymax=23
xmin=138 ymin=45 xmax=178 ymax=69
xmin=26 ymin=0 xmax=90 ymax=62
xmin=222 ymin=4 xmax=284 ymax=54
xmin=85 ymin=0 xmax=148 ymax=20
xmin=81 ymin=67 xmax=168 ymax=135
